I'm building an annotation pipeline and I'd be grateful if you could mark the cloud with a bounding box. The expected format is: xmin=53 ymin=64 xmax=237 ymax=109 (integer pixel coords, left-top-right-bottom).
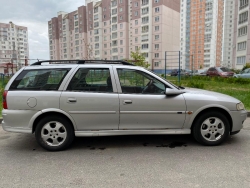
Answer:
xmin=0 ymin=0 xmax=86 ymax=64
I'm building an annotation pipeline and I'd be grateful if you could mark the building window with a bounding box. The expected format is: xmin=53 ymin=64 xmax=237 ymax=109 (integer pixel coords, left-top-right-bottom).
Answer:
xmin=142 ymin=7 xmax=149 ymax=15
xmin=155 ymin=7 xmax=160 ymax=13
xmin=154 ymin=0 xmax=159 ymax=3
xmin=155 ymin=26 xmax=159 ymax=31
xmin=155 ymin=16 xmax=160 ymax=22
xmin=155 ymin=44 xmax=159 ymax=49
xmin=154 ymin=62 xmax=159 ymax=67
xmin=239 ymin=11 xmax=248 ymax=24
xmin=142 ymin=26 xmax=149 ymax=33
xmin=155 ymin=35 xmax=159 ymax=40
xmin=120 ymin=48 xmax=123 ymax=53
xmin=135 ymin=11 xmax=138 ymax=16
xmin=120 ymin=32 xmax=123 ymax=37
xmin=237 ymin=56 xmax=246 ymax=64
xmin=141 ymin=44 xmax=149 ymax=49
xmin=135 ymin=20 xmax=138 ymax=25
xmin=240 ymin=0 xmax=249 ymax=10
xmin=238 ymin=26 xmax=248 ymax=36
xmin=155 ymin=53 xmax=159 ymax=58
xmin=142 ymin=16 xmax=149 ymax=24
xmin=142 ymin=0 xmax=149 ymax=5
xmin=238 ymin=41 xmax=247 ymax=51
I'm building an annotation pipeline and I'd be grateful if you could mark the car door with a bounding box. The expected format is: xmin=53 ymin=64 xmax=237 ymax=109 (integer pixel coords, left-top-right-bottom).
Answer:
xmin=114 ymin=67 xmax=186 ymax=130
xmin=60 ymin=66 xmax=119 ymax=131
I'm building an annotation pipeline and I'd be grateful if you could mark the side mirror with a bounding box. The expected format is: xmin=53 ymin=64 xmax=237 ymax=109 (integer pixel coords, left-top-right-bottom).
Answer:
xmin=165 ymin=88 xmax=185 ymax=96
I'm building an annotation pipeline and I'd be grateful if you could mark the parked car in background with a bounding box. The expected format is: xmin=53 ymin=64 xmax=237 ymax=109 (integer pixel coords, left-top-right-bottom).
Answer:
xmin=206 ymin=67 xmax=234 ymax=77
xmin=194 ymin=69 xmax=208 ymax=76
xmin=170 ymin=69 xmax=190 ymax=76
xmin=234 ymin=68 xmax=250 ymax=78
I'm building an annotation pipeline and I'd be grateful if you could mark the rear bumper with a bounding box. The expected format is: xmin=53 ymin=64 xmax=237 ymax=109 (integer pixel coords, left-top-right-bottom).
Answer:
xmin=2 ymin=120 xmax=32 ymax=133
xmin=1 ymin=109 xmax=38 ymax=134
xmin=230 ymin=110 xmax=248 ymax=132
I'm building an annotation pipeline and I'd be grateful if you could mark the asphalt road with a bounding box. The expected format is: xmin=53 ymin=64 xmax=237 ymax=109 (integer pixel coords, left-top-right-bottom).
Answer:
xmin=0 ymin=119 xmax=250 ymax=188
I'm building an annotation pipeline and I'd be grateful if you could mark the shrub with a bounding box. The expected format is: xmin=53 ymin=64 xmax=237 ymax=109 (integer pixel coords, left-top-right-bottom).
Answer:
xmin=242 ymin=63 xmax=250 ymax=71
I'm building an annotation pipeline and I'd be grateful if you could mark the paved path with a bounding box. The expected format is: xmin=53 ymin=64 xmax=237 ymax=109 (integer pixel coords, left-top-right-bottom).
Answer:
xmin=0 ymin=119 xmax=250 ymax=187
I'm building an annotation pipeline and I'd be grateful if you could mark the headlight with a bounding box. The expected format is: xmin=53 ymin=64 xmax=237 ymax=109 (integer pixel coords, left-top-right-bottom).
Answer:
xmin=236 ymin=102 xmax=245 ymax=110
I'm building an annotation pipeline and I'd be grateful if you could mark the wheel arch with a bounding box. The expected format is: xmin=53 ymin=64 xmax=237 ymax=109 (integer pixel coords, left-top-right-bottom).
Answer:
xmin=190 ymin=107 xmax=233 ymax=132
xmin=30 ymin=109 xmax=77 ymax=133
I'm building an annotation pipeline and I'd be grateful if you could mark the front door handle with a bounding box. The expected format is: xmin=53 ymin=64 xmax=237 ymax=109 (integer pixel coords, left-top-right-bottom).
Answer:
xmin=123 ymin=100 xmax=132 ymax=105
xmin=68 ymin=98 xmax=77 ymax=103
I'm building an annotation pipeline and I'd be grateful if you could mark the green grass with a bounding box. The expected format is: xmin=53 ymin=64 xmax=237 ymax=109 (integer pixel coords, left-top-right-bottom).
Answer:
xmin=167 ymin=76 xmax=250 ymax=110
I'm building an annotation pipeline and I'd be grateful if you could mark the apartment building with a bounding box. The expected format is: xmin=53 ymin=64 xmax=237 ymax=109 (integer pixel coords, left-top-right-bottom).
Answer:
xmin=49 ymin=0 xmax=180 ymax=73
xmin=48 ymin=6 xmax=88 ymax=60
xmin=0 ymin=22 xmax=29 ymax=68
xmin=221 ymin=0 xmax=235 ymax=68
xmin=233 ymin=0 xmax=250 ymax=69
xmin=180 ymin=0 xmax=227 ymax=70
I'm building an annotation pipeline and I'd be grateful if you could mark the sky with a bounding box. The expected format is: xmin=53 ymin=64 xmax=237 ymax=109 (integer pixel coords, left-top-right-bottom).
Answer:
xmin=0 ymin=0 xmax=86 ymax=64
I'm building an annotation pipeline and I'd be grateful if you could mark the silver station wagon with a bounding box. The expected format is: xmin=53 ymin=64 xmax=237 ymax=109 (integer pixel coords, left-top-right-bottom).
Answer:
xmin=2 ymin=60 xmax=247 ymax=151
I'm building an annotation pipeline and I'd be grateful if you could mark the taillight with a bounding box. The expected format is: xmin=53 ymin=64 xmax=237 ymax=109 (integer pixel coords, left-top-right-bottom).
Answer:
xmin=3 ymin=90 xmax=8 ymax=109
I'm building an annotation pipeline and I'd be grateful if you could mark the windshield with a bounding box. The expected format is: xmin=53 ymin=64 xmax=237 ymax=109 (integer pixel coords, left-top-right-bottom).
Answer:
xmin=146 ymin=69 xmax=180 ymax=89
xmin=219 ymin=67 xmax=231 ymax=72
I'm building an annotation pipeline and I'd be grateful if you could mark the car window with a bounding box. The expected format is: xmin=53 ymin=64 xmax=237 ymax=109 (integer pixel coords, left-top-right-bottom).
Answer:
xmin=117 ymin=69 xmax=166 ymax=94
xmin=10 ymin=69 xmax=69 ymax=90
xmin=219 ymin=67 xmax=231 ymax=72
xmin=67 ymin=68 xmax=113 ymax=93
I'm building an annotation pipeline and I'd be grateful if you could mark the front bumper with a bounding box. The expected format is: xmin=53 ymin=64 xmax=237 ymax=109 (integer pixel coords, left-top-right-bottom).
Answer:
xmin=230 ymin=110 xmax=248 ymax=132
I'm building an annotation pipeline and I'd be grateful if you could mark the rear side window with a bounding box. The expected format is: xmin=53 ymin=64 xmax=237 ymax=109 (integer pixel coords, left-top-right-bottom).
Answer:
xmin=10 ymin=69 xmax=70 ymax=90
xmin=67 ymin=68 xmax=113 ymax=93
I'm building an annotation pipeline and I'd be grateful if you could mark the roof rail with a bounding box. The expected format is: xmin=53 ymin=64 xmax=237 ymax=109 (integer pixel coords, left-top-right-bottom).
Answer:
xmin=31 ymin=60 xmax=135 ymax=66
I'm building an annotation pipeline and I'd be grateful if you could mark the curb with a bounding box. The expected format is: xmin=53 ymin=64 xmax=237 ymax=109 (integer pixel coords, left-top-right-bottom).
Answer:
xmin=0 ymin=112 xmax=249 ymax=124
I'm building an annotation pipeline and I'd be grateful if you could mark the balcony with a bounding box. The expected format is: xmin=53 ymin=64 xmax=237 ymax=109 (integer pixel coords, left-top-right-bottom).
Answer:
xmin=239 ymin=19 xmax=248 ymax=24
xmin=240 ymin=3 xmax=249 ymax=10
xmin=142 ymin=0 xmax=149 ymax=6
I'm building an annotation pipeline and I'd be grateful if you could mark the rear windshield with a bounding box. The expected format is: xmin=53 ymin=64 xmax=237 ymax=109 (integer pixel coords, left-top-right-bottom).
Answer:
xmin=9 ymin=69 xmax=70 ymax=91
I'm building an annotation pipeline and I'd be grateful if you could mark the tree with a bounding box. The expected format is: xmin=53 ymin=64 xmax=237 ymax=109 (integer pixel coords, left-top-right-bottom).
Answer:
xmin=82 ymin=39 xmax=94 ymax=60
xmin=242 ymin=63 xmax=250 ymax=71
xmin=127 ymin=48 xmax=150 ymax=69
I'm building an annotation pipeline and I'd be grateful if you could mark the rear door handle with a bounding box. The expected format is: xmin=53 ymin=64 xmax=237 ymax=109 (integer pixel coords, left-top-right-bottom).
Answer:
xmin=68 ymin=98 xmax=77 ymax=103
xmin=123 ymin=100 xmax=132 ymax=105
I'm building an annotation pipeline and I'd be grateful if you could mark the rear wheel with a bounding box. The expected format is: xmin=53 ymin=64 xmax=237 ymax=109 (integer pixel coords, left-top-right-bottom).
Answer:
xmin=192 ymin=111 xmax=230 ymax=146
xmin=35 ymin=116 xmax=74 ymax=151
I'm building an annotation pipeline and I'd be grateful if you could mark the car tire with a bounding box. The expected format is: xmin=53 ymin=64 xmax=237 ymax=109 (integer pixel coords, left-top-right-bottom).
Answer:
xmin=35 ymin=115 xmax=75 ymax=151
xmin=192 ymin=111 xmax=230 ymax=146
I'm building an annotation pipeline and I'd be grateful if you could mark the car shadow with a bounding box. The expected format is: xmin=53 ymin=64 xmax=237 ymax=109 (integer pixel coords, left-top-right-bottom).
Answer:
xmin=71 ymin=134 xmax=195 ymax=150
xmin=1 ymin=131 xmax=243 ymax=152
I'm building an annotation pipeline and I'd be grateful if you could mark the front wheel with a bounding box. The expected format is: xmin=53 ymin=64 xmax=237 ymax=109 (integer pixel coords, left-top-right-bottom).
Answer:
xmin=35 ymin=115 xmax=75 ymax=151
xmin=192 ymin=111 xmax=230 ymax=146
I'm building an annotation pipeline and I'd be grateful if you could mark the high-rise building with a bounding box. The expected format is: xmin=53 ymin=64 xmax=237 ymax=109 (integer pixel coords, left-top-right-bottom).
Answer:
xmin=233 ymin=0 xmax=250 ymax=69
xmin=0 ymin=22 xmax=29 ymax=68
xmin=221 ymin=0 xmax=235 ymax=68
xmin=48 ymin=0 xmax=180 ymax=73
xmin=180 ymin=0 xmax=227 ymax=70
